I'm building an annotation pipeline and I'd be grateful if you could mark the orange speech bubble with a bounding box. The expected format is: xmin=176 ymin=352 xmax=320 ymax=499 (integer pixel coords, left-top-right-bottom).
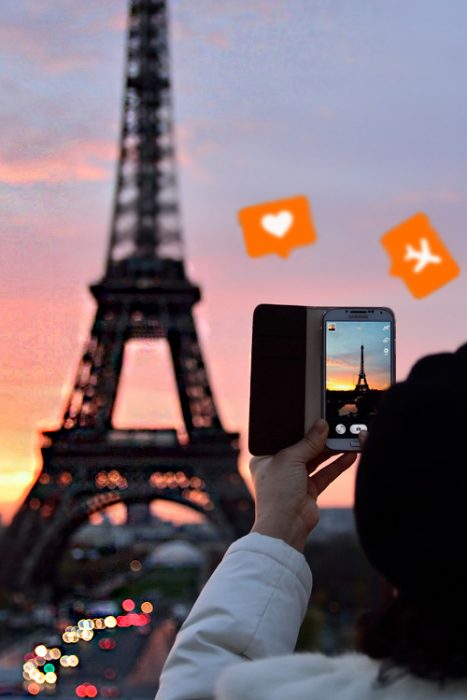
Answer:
xmin=381 ymin=213 xmax=460 ymax=299
xmin=238 ymin=195 xmax=317 ymax=259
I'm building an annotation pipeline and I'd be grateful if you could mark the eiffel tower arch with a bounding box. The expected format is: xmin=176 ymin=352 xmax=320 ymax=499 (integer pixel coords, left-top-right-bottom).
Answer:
xmin=0 ymin=0 xmax=253 ymax=599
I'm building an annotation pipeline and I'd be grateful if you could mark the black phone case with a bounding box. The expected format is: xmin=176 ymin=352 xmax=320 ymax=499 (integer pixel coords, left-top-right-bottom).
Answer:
xmin=248 ymin=304 xmax=308 ymax=455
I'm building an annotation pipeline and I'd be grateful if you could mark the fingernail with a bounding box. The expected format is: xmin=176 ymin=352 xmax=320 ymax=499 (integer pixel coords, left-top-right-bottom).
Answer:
xmin=314 ymin=419 xmax=327 ymax=434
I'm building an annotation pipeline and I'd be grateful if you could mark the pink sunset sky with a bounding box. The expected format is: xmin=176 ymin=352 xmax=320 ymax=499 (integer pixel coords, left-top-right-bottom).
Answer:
xmin=1 ymin=0 xmax=467 ymax=524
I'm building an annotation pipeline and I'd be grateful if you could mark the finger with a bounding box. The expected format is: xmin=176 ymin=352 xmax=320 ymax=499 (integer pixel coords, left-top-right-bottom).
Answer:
xmin=359 ymin=430 xmax=369 ymax=447
xmin=281 ymin=419 xmax=329 ymax=463
xmin=305 ymin=438 xmax=352 ymax=473
xmin=309 ymin=451 xmax=358 ymax=496
xmin=305 ymin=447 xmax=335 ymax=474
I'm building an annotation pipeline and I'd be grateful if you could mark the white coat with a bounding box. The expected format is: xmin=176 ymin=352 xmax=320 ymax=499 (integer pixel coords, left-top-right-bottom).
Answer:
xmin=155 ymin=532 xmax=467 ymax=700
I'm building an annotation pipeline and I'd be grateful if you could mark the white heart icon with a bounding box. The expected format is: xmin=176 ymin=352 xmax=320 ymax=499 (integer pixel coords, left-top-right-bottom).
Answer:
xmin=261 ymin=210 xmax=293 ymax=238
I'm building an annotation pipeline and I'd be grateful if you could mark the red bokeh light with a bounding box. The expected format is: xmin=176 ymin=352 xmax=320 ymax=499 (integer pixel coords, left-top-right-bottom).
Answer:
xmin=121 ymin=598 xmax=135 ymax=612
xmin=116 ymin=612 xmax=150 ymax=628
xmin=76 ymin=684 xmax=98 ymax=698
xmin=99 ymin=638 xmax=117 ymax=651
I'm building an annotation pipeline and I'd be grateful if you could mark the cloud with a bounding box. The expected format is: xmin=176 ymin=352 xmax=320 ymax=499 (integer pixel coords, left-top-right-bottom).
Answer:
xmin=247 ymin=0 xmax=290 ymax=22
xmin=173 ymin=0 xmax=290 ymax=23
xmin=0 ymin=1 xmax=125 ymax=77
xmin=173 ymin=115 xmax=278 ymax=177
xmin=206 ymin=32 xmax=231 ymax=50
xmin=391 ymin=188 xmax=465 ymax=207
xmin=0 ymin=21 xmax=100 ymax=75
xmin=170 ymin=0 xmax=289 ymax=48
xmin=174 ymin=123 xmax=219 ymax=181
xmin=327 ymin=357 xmax=355 ymax=370
xmin=0 ymin=138 xmax=116 ymax=185
xmin=24 ymin=0 xmax=101 ymax=17
xmin=109 ymin=11 xmax=127 ymax=32
xmin=171 ymin=18 xmax=231 ymax=49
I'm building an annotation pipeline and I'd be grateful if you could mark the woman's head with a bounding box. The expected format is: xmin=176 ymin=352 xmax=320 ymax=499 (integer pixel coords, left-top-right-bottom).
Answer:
xmin=355 ymin=341 xmax=467 ymax=598
xmin=354 ymin=341 xmax=467 ymax=681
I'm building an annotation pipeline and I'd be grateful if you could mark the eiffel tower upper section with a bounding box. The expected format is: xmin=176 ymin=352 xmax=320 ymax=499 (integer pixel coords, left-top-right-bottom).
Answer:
xmin=107 ymin=0 xmax=184 ymax=273
xmin=52 ymin=0 xmax=225 ymax=443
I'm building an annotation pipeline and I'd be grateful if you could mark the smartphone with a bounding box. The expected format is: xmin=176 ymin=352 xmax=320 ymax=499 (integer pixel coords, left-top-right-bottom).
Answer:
xmin=322 ymin=307 xmax=396 ymax=451
xmin=248 ymin=304 xmax=331 ymax=455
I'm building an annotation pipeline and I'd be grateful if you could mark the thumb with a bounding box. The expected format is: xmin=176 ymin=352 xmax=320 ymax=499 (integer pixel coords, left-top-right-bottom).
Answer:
xmin=282 ymin=419 xmax=329 ymax=462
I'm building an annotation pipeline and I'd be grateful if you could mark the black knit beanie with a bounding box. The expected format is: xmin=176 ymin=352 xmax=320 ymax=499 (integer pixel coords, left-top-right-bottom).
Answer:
xmin=354 ymin=342 xmax=467 ymax=599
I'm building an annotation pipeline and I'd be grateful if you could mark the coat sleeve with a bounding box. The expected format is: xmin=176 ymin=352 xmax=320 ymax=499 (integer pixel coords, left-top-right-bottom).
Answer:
xmin=155 ymin=532 xmax=312 ymax=700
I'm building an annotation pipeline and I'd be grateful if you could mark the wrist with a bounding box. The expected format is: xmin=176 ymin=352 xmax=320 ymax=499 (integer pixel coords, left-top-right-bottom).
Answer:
xmin=251 ymin=516 xmax=307 ymax=553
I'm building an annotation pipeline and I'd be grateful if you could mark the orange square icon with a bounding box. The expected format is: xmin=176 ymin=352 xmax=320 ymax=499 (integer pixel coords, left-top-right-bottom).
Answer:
xmin=381 ymin=213 xmax=460 ymax=299
xmin=238 ymin=195 xmax=317 ymax=259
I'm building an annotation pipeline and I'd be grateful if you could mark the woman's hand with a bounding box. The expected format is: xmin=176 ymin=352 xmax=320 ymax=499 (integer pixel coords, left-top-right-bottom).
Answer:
xmin=250 ymin=419 xmax=359 ymax=552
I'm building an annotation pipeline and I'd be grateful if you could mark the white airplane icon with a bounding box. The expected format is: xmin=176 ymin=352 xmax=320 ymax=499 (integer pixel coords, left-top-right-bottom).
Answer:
xmin=404 ymin=238 xmax=442 ymax=274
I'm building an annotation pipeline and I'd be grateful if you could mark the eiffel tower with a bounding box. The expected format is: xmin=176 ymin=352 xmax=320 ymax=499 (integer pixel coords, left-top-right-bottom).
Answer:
xmin=354 ymin=344 xmax=370 ymax=394
xmin=0 ymin=0 xmax=253 ymax=599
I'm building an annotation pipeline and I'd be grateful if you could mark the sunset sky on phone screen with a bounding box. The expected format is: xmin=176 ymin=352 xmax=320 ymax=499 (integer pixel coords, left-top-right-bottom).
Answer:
xmin=326 ymin=322 xmax=392 ymax=392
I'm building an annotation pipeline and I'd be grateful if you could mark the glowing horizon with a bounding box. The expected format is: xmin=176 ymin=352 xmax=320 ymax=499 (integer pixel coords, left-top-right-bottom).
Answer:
xmin=326 ymin=380 xmax=389 ymax=392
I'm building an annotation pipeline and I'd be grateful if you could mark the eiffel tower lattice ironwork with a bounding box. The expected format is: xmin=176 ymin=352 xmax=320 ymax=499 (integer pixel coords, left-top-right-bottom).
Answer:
xmin=0 ymin=0 xmax=253 ymax=599
xmin=354 ymin=344 xmax=370 ymax=395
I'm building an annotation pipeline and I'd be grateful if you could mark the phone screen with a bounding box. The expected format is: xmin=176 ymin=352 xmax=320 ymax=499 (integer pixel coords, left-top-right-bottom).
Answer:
xmin=324 ymin=320 xmax=393 ymax=438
